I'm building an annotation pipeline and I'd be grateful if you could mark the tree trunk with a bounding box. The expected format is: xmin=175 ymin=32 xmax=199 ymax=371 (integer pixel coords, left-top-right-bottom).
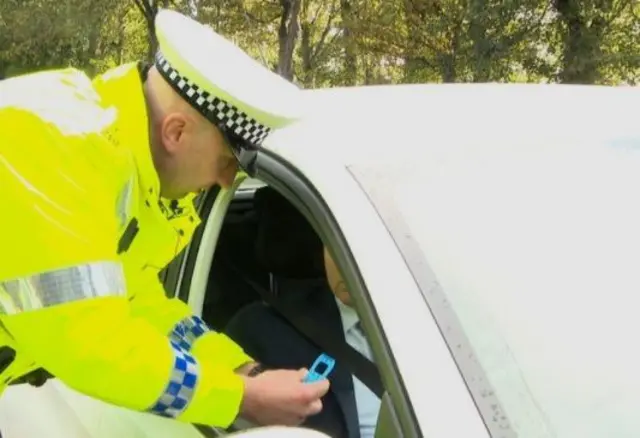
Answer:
xmin=468 ymin=0 xmax=491 ymax=82
xmin=403 ymin=0 xmax=424 ymax=82
xmin=300 ymin=20 xmax=313 ymax=86
xmin=133 ymin=0 xmax=163 ymax=61
xmin=0 ymin=60 xmax=7 ymax=79
xmin=277 ymin=0 xmax=302 ymax=81
xmin=554 ymin=0 xmax=605 ymax=83
xmin=147 ymin=19 xmax=158 ymax=60
xmin=340 ymin=0 xmax=357 ymax=84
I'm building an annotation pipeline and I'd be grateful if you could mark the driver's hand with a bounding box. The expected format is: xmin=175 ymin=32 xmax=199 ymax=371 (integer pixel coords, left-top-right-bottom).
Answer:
xmin=239 ymin=368 xmax=330 ymax=426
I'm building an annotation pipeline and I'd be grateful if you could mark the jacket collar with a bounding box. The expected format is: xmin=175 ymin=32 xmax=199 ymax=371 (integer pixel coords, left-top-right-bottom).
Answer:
xmin=335 ymin=297 xmax=360 ymax=335
xmin=93 ymin=62 xmax=161 ymax=202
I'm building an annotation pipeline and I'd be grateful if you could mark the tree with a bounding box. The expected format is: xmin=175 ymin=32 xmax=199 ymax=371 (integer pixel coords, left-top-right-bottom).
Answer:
xmin=132 ymin=0 xmax=174 ymax=60
xmin=277 ymin=0 xmax=303 ymax=80
xmin=553 ymin=0 xmax=638 ymax=83
xmin=1 ymin=0 xmax=637 ymax=84
xmin=0 ymin=0 xmax=121 ymax=76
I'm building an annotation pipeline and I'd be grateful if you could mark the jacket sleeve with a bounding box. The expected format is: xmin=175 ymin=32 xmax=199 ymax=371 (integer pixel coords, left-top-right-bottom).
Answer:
xmin=128 ymin=268 xmax=253 ymax=371
xmin=0 ymin=107 xmax=245 ymax=427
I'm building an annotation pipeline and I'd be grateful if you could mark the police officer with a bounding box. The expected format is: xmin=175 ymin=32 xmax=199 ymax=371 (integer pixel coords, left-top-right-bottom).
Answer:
xmin=0 ymin=9 xmax=329 ymax=429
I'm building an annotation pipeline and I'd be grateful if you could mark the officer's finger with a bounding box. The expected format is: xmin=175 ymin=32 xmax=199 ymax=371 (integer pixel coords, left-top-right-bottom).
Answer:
xmin=301 ymin=378 xmax=330 ymax=402
xmin=306 ymin=399 xmax=323 ymax=416
xmin=297 ymin=368 xmax=309 ymax=380
xmin=283 ymin=415 xmax=305 ymax=426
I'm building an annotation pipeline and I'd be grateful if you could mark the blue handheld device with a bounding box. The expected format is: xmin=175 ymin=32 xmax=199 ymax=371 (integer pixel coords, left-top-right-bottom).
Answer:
xmin=303 ymin=353 xmax=335 ymax=383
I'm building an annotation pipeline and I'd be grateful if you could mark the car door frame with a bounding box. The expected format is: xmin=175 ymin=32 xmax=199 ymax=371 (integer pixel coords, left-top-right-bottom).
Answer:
xmin=162 ymin=177 xmax=264 ymax=311
xmin=250 ymin=146 xmax=492 ymax=438
xmin=164 ymin=166 xmax=421 ymax=437
xmin=164 ymin=143 xmax=490 ymax=437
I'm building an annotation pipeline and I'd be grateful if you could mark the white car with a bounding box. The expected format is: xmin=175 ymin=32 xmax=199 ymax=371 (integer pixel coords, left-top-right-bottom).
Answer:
xmin=2 ymin=83 xmax=640 ymax=438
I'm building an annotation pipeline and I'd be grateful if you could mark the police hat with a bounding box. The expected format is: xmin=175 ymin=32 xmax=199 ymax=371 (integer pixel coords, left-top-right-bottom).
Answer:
xmin=153 ymin=9 xmax=301 ymax=154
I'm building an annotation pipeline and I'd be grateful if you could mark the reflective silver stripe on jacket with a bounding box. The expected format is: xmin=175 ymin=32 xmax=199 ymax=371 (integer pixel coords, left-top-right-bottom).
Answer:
xmin=0 ymin=261 xmax=126 ymax=315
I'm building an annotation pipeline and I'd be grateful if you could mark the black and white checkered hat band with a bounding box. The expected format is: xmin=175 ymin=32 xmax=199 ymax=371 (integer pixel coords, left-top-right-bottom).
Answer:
xmin=155 ymin=52 xmax=271 ymax=147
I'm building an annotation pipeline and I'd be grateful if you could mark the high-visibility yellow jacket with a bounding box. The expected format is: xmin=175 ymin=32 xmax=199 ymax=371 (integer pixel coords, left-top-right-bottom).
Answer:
xmin=0 ymin=62 xmax=252 ymax=427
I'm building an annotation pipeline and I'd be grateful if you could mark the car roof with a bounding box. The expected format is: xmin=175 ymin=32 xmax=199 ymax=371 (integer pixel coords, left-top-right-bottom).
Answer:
xmin=266 ymin=83 xmax=640 ymax=170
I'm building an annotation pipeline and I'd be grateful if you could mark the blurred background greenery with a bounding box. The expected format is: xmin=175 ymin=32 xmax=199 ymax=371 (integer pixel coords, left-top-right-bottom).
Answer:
xmin=0 ymin=0 xmax=638 ymax=85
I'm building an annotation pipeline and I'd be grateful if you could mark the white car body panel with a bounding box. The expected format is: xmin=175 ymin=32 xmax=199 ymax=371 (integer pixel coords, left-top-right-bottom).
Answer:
xmin=186 ymin=159 xmax=488 ymax=437
xmin=2 ymin=83 xmax=638 ymax=437
xmin=259 ymin=82 xmax=640 ymax=436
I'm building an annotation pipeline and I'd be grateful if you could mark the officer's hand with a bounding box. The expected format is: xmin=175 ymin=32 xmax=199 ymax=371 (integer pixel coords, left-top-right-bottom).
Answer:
xmin=239 ymin=368 xmax=330 ymax=426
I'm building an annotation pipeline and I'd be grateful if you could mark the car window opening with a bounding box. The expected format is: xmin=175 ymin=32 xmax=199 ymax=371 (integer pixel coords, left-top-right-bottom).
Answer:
xmin=199 ymin=181 xmax=385 ymax=436
xmin=201 ymin=183 xmax=327 ymax=331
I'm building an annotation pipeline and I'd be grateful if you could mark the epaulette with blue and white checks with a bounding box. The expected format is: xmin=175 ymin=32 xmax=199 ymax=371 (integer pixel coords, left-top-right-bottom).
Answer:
xmin=155 ymin=52 xmax=271 ymax=148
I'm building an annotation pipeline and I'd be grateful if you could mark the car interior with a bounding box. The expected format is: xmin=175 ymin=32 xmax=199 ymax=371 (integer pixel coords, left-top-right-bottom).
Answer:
xmin=194 ymin=183 xmax=383 ymax=436
xmin=201 ymin=184 xmax=326 ymax=332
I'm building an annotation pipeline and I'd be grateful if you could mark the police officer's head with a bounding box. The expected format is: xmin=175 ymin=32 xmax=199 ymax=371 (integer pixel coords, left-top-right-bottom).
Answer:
xmin=145 ymin=67 xmax=237 ymax=199
xmin=145 ymin=10 xmax=302 ymax=200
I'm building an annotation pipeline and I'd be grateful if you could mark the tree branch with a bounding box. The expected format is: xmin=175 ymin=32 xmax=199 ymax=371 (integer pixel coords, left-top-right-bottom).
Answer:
xmin=312 ymin=28 xmax=342 ymax=63
xmin=597 ymin=52 xmax=640 ymax=66
xmin=133 ymin=0 xmax=147 ymax=16
xmin=310 ymin=1 xmax=321 ymax=25
xmin=605 ymin=0 xmax=633 ymax=27
xmin=133 ymin=0 xmax=155 ymax=19
xmin=239 ymin=0 xmax=281 ymax=25
xmin=310 ymin=0 xmax=338 ymax=62
xmin=499 ymin=1 xmax=553 ymax=54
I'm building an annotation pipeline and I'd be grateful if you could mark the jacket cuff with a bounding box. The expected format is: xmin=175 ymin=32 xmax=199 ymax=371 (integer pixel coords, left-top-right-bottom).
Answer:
xmin=178 ymin=363 xmax=245 ymax=427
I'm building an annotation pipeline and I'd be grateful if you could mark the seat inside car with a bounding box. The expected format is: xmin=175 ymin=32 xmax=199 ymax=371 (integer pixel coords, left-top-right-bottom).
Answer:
xmin=202 ymin=185 xmax=326 ymax=331
xmin=201 ymin=189 xmax=267 ymax=331
xmin=252 ymin=185 xmax=326 ymax=298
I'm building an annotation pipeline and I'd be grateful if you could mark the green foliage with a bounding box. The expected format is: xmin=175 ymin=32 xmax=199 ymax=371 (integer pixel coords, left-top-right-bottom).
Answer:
xmin=0 ymin=0 xmax=637 ymax=84
xmin=0 ymin=0 xmax=123 ymax=75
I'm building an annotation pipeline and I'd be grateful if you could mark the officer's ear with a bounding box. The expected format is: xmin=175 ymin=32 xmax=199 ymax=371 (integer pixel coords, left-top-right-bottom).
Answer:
xmin=160 ymin=112 xmax=189 ymax=155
